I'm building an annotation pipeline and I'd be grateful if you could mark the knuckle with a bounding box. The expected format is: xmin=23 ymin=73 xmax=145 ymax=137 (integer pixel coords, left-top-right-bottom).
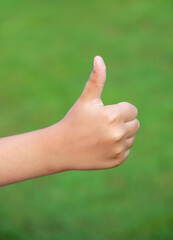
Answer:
xmin=109 ymin=160 xmax=121 ymax=169
xmin=113 ymin=110 xmax=121 ymax=121
xmin=120 ymin=102 xmax=138 ymax=117
xmin=106 ymin=112 xmax=115 ymax=123
xmin=119 ymin=101 xmax=130 ymax=108
xmin=115 ymin=158 xmax=123 ymax=167
xmin=119 ymin=101 xmax=127 ymax=105
xmin=104 ymin=109 xmax=120 ymax=124
xmin=109 ymin=162 xmax=116 ymax=169
xmin=115 ymin=145 xmax=124 ymax=155
xmin=113 ymin=132 xmax=122 ymax=141
xmin=113 ymin=128 xmax=126 ymax=141
xmin=104 ymin=106 xmax=121 ymax=123
xmin=116 ymin=159 xmax=123 ymax=166
xmin=127 ymin=137 xmax=135 ymax=148
xmin=109 ymin=151 xmax=128 ymax=168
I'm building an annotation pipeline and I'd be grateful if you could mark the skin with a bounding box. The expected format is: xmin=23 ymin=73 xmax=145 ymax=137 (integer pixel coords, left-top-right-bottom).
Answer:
xmin=0 ymin=56 xmax=140 ymax=186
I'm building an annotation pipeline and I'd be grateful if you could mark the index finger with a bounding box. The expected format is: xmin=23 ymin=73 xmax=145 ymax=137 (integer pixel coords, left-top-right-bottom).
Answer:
xmin=116 ymin=102 xmax=138 ymax=122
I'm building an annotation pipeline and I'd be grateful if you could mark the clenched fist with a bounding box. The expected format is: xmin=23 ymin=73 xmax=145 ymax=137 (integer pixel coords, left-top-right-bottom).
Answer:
xmin=48 ymin=56 xmax=140 ymax=172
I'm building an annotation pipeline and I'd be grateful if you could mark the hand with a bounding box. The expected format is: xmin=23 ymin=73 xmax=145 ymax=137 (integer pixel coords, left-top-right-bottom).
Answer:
xmin=48 ymin=56 xmax=140 ymax=172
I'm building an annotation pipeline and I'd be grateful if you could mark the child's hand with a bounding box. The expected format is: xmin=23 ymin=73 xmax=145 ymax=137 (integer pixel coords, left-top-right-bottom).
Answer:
xmin=49 ymin=56 xmax=140 ymax=172
xmin=0 ymin=56 xmax=140 ymax=186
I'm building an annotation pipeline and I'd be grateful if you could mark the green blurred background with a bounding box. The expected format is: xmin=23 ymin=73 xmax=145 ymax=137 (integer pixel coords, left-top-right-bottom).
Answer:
xmin=0 ymin=0 xmax=172 ymax=239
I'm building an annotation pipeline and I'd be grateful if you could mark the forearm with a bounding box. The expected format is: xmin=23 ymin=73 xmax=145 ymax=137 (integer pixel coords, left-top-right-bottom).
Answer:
xmin=0 ymin=125 xmax=63 ymax=186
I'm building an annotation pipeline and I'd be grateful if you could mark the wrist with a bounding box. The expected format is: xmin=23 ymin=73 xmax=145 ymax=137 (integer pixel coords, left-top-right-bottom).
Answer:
xmin=40 ymin=121 xmax=68 ymax=175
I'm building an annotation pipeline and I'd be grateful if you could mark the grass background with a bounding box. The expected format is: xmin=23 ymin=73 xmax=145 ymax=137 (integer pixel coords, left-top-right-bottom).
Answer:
xmin=0 ymin=0 xmax=173 ymax=239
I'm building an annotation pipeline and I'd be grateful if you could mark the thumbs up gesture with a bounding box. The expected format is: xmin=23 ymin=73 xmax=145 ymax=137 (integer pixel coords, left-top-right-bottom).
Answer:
xmin=49 ymin=56 xmax=140 ymax=172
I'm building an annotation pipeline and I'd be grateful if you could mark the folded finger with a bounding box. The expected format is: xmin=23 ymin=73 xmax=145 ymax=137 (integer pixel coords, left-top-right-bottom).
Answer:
xmin=125 ymin=119 xmax=140 ymax=138
xmin=116 ymin=102 xmax=138 ymax=122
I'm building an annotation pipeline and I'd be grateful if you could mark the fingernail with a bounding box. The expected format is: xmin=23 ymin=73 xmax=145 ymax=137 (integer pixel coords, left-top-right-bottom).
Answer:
xmin=93 ymin=57 xmax=96 ymax=71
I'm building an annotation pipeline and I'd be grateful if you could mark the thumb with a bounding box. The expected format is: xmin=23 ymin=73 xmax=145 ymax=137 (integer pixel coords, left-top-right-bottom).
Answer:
xmin=81 ymin=56 xmax=106 ymax=102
